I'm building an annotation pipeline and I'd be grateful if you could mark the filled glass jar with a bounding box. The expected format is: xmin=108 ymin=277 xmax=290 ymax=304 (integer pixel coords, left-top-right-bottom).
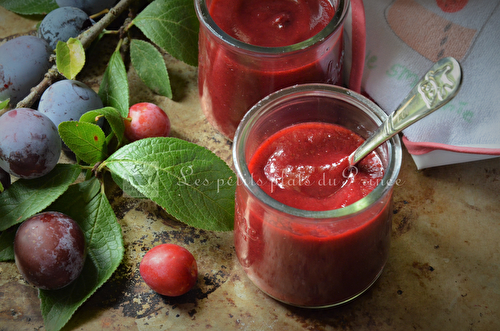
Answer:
xmin=233 ymin=84 xmax=402 ymax=308
xmin=196 ymin=0 xmax=350 ymax=140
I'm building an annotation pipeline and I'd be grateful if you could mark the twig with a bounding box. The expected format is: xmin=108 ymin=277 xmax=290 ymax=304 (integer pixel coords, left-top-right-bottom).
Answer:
xmin=78 ymin=0 xmax=137 ymax=49
xmin=13 ymin=0 xmax=138 ymax=111
xmin=15 ymin=65 xmax=60 ymax=110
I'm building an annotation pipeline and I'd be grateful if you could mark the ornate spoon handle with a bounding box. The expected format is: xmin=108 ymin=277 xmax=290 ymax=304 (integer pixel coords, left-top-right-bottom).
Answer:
xmin=348 ymin=56 xmax=463 ymax=167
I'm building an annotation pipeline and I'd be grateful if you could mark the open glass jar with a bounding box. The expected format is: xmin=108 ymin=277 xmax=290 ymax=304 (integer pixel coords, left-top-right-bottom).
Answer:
xmin=233 ymin=84 xmax=402 ymax=308
xmin=195 ymin=0 xmax=350 ymax=140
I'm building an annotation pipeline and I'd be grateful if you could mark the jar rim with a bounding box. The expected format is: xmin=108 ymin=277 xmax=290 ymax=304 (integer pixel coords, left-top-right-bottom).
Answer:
xmin=233 ymin=84 xmax=403 ymax=219
xmin=195 ymin=0 xmax=350 ymax=55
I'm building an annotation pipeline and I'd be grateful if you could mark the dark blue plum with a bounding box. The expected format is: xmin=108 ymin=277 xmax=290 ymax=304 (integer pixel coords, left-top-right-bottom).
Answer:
xmin=56 ymin=0 xmax=117 ymax=15
xmin=37 ymin=7 xmax=93 ymax=49
xmin=0 ymin=36 xmax=52 ymax=106
xmin=38 ymin=79 xmax=103 ymax=126
xmin=0 ymin=108 xmax=61 ymax=179
xmin=38 ymin=79 xmax=104 ymax=150
xmin=0 ymin=167 xmax=10 ymax=192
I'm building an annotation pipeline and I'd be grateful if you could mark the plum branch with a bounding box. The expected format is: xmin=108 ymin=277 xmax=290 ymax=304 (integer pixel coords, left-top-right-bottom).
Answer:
xmin=13 ymin=0 xmax=138 ymax=111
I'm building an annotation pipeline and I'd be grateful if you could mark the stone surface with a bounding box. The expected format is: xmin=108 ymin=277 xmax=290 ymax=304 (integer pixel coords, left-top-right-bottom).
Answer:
xmin=0 ymin=5 xmax=499 ymax=331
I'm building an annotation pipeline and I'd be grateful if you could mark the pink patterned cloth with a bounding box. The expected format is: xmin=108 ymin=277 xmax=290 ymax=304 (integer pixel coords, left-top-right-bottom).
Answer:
xmin=357 ymin=0 xmax=500 ymax=168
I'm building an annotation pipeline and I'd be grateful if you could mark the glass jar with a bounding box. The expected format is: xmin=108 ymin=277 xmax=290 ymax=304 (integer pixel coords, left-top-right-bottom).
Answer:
xmin=195 ymin=0 xmax=350 ymax=140
xmin=232 ymin=84 xmax=402 ymax=308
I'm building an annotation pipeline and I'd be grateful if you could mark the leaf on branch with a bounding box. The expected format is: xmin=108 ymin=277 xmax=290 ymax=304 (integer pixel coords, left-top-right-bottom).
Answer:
xmin=56 ymin=38 xmax=86 ymax=80
xmin=0 ymin=99 xmax=9 ymax=110
xmin=0 ymin=0 xmax=58 ymax=15
xmin=40 ymin=178 xmax=124 ymax=331
xmin=59 ymin=121 xmax=108 ymax=165
xmin=133 ymin=0 xmax=200 ymax=67
xmin=0 ymin=224 xmax=18 ymax=261
xmin=104 ymin=137 xmax=236 ymax=231
xmin=0 ymin=164 xmax=81 ymax=231
xmin=79 ymin=107 xmax=126 ymax=147
xmin=130 ymin=39 xmax=173 ymax=99
xmin=98 ymin=51 xmax=129 ymax=118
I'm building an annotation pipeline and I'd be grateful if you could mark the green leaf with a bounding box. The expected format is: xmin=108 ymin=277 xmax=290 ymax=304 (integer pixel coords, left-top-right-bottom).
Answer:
xmin=79 ymin=107 xmax=126 ymax=147
xmin=0 ymin=98 xmax=9 ymax=110
xmin=0 ymin=164 xmax=81 ymax=231
xmin=104 ymin=137 xmax=236 ymax=231
xmin=59 ymin=121 xmax=108 ymax=165
xmin=133 ymin=0 xmax=199 ymax=67
xmin=130 ymin=39 xmax=173 ymax=99
xmin=56 ymin=38 xmax=85 ymax=80
xmin=0 ymin=225 xmax=18 ymax=261
xmin=40 ymin=178 xmax=124 ymax=331
xmin=98 ymin=51 xmax=129 ymax=117
xmin=0 ymin=0 xmax=58 ymax=15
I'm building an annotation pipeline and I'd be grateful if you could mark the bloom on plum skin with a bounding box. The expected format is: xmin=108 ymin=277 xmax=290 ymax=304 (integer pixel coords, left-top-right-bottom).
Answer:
xmin=0 ymin=36 xmax=52 ymax=105
xmin=37 ymin=7 xmax=93 ymax=49
xmin=14 ymin=212 xmax=86 ymax=290
xmin=0 ymin=108 xmax=61 ymax=179
xmin=139 ymin=243 xmax=198 ymax=297
xmin=124 ymin=102 xmax=171 ymax=142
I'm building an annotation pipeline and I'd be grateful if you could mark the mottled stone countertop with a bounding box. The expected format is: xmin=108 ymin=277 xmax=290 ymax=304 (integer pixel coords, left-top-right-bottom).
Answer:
xmin=1 ymin=6 xmax=499 ymax=331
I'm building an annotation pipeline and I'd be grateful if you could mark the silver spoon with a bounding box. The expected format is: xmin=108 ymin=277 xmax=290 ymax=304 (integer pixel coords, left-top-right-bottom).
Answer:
xmin=289 ymin=57 xmax=462 ymax=198
xmin=347 ymin=56 xmax=462 ymax=168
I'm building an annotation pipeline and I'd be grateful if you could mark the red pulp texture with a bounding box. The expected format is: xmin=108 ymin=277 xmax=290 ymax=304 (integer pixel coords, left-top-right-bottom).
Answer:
xmin=198 ymin=0 xmax=344 ymax=139
xmin=234 ymin=122 xmax=393 ymax=307
xmin=248 ymin=122 xmax=385 ymax=211
xmin=209 ymin=0 xmax=334 ymax=47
